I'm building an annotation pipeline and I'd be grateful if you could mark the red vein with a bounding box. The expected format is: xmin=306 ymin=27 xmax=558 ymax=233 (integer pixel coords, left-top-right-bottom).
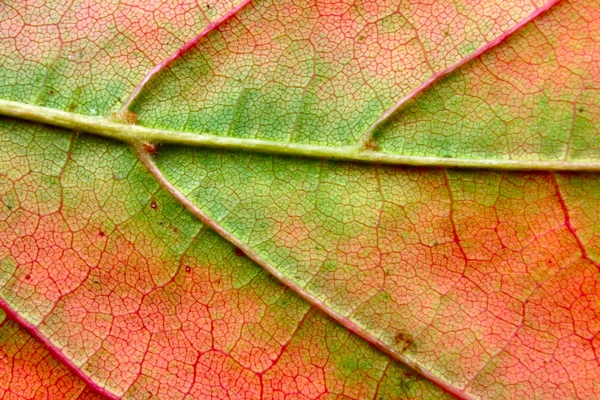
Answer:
xmin=0 ymin=298 xmax=120 ymax=400
xmin=134 ymin=145 xmax=475 ymax=400
xmin=356 ymin=0 xmax=563 ymax=148
xmin=120 ymin=0 xmax=253 ymax=112
xmin=551 ymin=172 xmax=600 ymax=269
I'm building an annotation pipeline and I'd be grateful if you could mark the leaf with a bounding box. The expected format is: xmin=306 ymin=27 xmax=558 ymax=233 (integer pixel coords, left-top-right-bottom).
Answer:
xmin=0 ymin=309 xmax=106 ymax=399
xmin=0 ymin=0 xmax=599 ymax=399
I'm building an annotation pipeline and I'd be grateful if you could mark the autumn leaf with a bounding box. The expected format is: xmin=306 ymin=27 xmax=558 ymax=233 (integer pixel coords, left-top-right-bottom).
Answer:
xmin=0 ymin=0 xmax=599 ymax=399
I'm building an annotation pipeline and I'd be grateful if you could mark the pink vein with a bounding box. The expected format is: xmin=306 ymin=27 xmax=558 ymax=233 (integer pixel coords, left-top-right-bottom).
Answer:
xmin=134 ymin=146 xmax=475 ymax=400
xmin=120 ymin=0 xmax=253 ymax=112
xmin=356 ymin=0 xmax=563 ymax=148
xmin=0 ymin=297 xmax=120 ymax=400
xmin=551 ymin=172 xmax=600 ymax=269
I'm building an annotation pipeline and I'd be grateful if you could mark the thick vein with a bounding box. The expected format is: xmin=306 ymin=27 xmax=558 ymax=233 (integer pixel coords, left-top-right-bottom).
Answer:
xmin=0 ymin=298 xmax=120 ymax=400
xmin=119 ymin=0 xmax=253 ymax=112
xmin=355 ymin=0 xmax=563 ymax=148
xmin=1 ymin=99 xmax=599 ymax=172
xmin=134 ymin=145 xmax=476 ymax=400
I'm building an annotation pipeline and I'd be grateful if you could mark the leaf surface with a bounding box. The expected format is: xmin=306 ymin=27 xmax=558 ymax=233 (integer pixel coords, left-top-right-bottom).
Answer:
xmin=0 ymin=0 xmax=599 ymax=399
xmin=0 ymin=309 xmax=105 ymax=399
xmin=0 ymin=121 xmax=451 ymax=399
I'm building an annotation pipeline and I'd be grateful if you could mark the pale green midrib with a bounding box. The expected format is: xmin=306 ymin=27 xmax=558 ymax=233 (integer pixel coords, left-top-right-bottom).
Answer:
xmin=1 ymin=99 xmax=599 ymax=172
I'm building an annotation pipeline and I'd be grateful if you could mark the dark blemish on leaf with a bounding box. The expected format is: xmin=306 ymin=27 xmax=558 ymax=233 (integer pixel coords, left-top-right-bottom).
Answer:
xmin=93 ymin=279 xmax=99 ymax=284
xmin=151 ymin=201 xmax=157 ymax=209
xmin=69 ymin=103 xmax=77 ymax=111
xmin=443 ymin=154 xmax=453 ymax=158
xmin=49 ymin=90 xmax=55 ymax=95
xmin=234 ymin=248 xmax=245 ymax=257
xmin=578 ymin=107 xmax=584 ymax=113
xmin=98 ymin=231 xmax=106 ymax=237
xmin=185 ymin=265 xmax=191 ymax=273
xmin=24 ymin=274 xmax=31 ymax=280
xmin=444 ymin=31 xmax=450 ymax=37
xmin=393 ymin=330 xmax=415 ymax=352
xmin=173 ymin=227 xmax=178 ymax=233
xmin=143 ymin=141 xmax=158 ymax=156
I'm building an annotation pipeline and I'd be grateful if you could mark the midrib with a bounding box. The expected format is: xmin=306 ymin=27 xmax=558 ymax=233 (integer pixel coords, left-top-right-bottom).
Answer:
xmin=1 ymin=98 xmax=599 ymax=172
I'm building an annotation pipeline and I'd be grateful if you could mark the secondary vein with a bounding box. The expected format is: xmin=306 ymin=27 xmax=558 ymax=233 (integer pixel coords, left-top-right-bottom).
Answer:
xmin=355 ymin=0 xmax=563 ymax=149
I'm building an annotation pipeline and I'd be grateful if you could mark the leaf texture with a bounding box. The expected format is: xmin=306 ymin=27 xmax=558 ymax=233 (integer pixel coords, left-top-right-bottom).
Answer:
xmin=0 ymin=0 xmax=599 ymax=399
xmin=0 ymin=309 xmax=105 ymax=399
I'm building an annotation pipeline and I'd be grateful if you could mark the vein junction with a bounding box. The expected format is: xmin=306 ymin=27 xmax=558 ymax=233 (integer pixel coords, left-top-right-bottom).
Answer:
xmin=1 ymin=99 xmax=599 ymax=172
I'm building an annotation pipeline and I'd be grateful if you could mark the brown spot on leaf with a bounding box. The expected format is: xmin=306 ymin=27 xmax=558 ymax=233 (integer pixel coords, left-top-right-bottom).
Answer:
xmin=185 ymin=266 xmax=191 ymax=273
xmin=143 ymin=142 xmax=158 ymax=156
xmin=234 ymin=248 xmax=245 ymax=257
xmin=393 ymin=330 xmax=415 ymax=352
xmin=24 ymin=274 xmax=31 ymax=280
xmin=111 ymin=110 xmax=138 ymax=124
xmin=151 ymin=201 xmax=157 ymax=209
xmin=98 ymin=231 xmax=106 ymax=237
xmin=364 ymin=137 xmax=379 ymax=151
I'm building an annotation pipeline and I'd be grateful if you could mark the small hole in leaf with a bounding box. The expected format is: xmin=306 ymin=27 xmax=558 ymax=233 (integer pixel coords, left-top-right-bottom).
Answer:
xmin=185 ymin=266 xmax=191 ymax=273
xmin=234 ymin=248 xmax=245 ymax=257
